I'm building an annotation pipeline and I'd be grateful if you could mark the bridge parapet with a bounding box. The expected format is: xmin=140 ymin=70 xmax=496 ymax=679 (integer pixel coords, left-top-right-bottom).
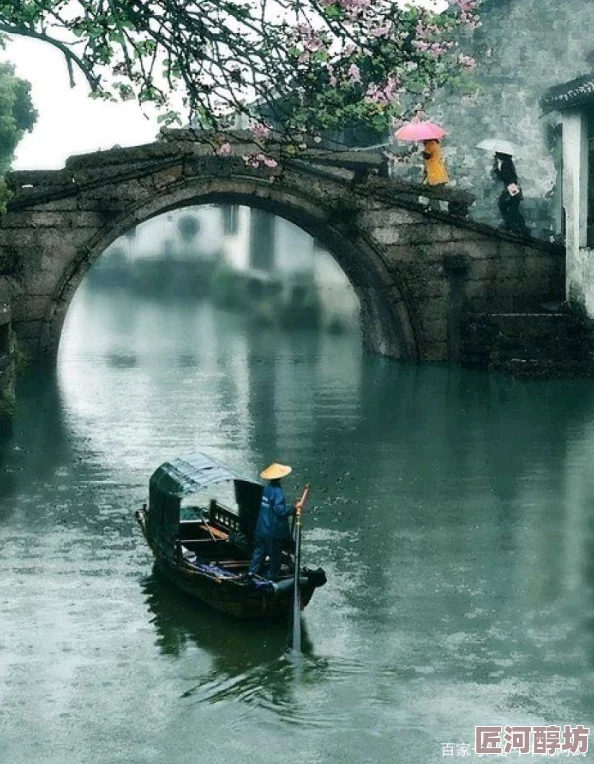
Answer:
xmin=5 ymin=131 xmax=475 ymax=221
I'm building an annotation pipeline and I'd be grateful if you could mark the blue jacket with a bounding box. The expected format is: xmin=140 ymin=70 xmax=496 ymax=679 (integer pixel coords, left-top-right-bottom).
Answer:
xmin=254 ymin=484 xmax=294 ymax=539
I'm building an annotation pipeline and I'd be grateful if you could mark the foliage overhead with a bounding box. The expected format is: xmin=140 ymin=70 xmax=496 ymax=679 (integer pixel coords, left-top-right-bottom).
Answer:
xmin=0 ymin=0 xmax=480 ymax=155
xmin=0 ymin=60 xmax=37 ymax=173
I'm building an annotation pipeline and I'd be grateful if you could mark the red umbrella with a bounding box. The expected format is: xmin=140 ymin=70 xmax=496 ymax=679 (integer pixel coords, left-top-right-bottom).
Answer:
xmin=394 ymin=120 xmax=447 ymax=142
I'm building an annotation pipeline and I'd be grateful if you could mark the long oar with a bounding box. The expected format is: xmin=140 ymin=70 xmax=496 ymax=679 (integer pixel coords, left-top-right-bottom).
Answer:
xmin=289 ymin=483 xmax=310 ymax=654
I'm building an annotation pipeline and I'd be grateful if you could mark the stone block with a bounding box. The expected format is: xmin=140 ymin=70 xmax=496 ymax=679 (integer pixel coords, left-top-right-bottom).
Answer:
xmin=418 ymin=299 xmax=451 ymax=324
xmin=82 ymin=179 xmax=152 ymax=201
xmin=12 ymin=319 xmax=43 ymax=340
xmin=78 ymin=197 xmax=131 ymax=215
xmin=384 ymin=244 xmax=421 ymax=263
xmin=31 ymin=197 xmax=79 ymax=212
xmin=0 ymin=229 xmax=46 ymax=248
xmin=358 ymin=208 xmax=423 ymax=228
xmin=423 ymin=343 xmax=449 ymax=362
xmin=494 ymin=257 xmax=525 ymax=280
xmin=27 ymin=211 xmax=67 ymax=227
xmin=154 ymin=164 xmax=184 ymax=188
xmin=11 ymin=295 xmax=50 ymax=321
xmin=451 ymin=226 xmax=487 ymax=242
xmin=464 ymin=279 xmax=492 ymax=300
xmin=408 ymin=278 xmax=449 ymax=299
xmin=370 ymin=226 xmax=402 ymax=246
xmin=0 ymin=248 xmax=17 ymax=275
xmin=412 ymin=241 xmax=452 ymax=261
xmin=524 ymin=255 xmax=558 ymax=278
xmin=395 ymin=260 xmax=445 ymax=281
xmin=397 ymin=223 xmax=455 ymax=245
xmin=413 ymin=240 xmax=499 ymax=261
xmin=468 ymin=259 xmax=498 ymax=280
xmin=0 ymin=210 xmax=106 ymax=229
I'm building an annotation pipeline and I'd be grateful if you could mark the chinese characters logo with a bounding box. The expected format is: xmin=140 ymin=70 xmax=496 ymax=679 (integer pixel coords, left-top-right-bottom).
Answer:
xmin=442 ymin=725 xmax=589 ymax=757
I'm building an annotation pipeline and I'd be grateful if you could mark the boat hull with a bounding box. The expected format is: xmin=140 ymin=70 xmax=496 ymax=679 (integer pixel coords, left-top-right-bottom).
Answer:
xmin=136 ymin=511 xmax=319 ymax=620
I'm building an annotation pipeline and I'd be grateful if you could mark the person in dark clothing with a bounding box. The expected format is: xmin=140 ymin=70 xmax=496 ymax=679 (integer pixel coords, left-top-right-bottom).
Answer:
xmin=249 ymin=462 xmax=300 ymax=579
xmin=492 ymin=152 xmax=530 ymax=236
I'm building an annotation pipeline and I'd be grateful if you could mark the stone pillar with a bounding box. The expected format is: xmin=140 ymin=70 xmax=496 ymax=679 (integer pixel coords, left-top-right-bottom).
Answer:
xmin=562 ymin=110 xmax=589 ymax=310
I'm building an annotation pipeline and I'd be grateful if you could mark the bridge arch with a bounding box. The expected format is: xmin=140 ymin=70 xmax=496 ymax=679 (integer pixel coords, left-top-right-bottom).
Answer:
xmin=0 ymin=134 xmax=563 ymax=364
xmin=45 ymin=174 xmax=419 ymax=361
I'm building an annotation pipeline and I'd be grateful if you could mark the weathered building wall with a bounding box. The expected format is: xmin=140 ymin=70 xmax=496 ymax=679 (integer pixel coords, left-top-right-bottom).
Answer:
xmin=431 ymin=0 xmax=593 ymax=237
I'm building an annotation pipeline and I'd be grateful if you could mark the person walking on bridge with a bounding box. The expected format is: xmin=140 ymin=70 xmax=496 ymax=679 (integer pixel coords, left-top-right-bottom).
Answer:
xmin=422 ymin=139 xmax=449 ymax=188
xmin=492 ymin=152 xmax=530 ymax=236
xmin=249 ymin=463 xmax=301 ymax=580
xmin=422 ymin=139 xmax=449 ymax=210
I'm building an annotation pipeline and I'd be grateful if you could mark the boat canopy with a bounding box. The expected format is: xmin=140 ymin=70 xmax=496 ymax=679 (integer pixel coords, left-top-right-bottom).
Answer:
xmin=147 ymin=452 xmax=263 ymax=558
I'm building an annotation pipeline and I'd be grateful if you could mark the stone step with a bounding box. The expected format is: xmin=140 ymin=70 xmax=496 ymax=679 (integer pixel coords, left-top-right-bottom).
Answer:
xmin=459 ymin=311 xmax=594 ymax=377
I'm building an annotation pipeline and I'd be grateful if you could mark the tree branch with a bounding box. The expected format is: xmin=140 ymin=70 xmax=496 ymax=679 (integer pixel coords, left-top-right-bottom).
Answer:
xmin=0 ymin=22 xmax=100 ymax=91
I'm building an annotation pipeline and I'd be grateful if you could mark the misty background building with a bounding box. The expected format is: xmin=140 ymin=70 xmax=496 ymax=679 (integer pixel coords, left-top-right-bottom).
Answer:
xmin=95 ymin=205 xmax=359 ymax=333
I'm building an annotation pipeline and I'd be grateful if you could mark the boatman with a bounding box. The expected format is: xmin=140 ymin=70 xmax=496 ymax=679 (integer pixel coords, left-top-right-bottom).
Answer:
xmin=249 ymin=462 xmax=301 ymax=580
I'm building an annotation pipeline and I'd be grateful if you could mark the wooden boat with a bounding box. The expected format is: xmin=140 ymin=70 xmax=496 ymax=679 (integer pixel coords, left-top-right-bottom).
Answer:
xmin=135 ymin=451 xmax=327 ymax=619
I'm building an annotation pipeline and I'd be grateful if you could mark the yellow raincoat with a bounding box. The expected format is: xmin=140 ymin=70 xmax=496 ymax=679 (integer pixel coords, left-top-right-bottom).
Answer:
xmin=422 ymin=140 xmax=449 ymax=186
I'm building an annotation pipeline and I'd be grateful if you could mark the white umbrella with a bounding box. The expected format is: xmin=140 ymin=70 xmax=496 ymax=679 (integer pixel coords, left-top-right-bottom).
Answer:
xmin=476 ymin=138 xmax=523 ymax=157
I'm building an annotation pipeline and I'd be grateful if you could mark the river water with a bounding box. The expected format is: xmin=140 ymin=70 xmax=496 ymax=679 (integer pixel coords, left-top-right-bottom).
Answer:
xmin=1 ymin=281 xmax=594 ymax=763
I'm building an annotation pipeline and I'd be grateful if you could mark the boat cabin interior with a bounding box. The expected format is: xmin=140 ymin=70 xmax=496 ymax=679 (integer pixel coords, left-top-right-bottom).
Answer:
xmin=178 ymin=498 xmax=248 ymax=562
xmin=177 ymin=497 xmax=292 ymax=573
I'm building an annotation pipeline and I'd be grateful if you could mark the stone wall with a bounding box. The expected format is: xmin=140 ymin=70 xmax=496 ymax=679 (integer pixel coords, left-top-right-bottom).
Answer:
xmin=428 ymin=0 xmax=593 ymax=237
xmin=460 ymin=311 xmax=594 ymax=378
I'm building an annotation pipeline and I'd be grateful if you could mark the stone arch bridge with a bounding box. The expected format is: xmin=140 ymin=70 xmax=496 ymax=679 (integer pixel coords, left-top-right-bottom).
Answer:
xmin=0 ymin=130 xmax=564 ymax=362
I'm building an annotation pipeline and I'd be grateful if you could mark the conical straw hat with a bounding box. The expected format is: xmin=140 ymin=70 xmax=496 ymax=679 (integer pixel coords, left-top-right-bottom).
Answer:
xmin=260 ymin=463 xmax=292 ymax=480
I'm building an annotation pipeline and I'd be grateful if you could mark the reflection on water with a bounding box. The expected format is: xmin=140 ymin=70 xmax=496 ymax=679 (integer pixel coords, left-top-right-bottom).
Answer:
xmin=0 ymin=280 xmax=594 ymax=763
xmin=142 ymin=573 xmax=337 ymax=725
xmin=142 ymin=571 xmax=294 ymax=665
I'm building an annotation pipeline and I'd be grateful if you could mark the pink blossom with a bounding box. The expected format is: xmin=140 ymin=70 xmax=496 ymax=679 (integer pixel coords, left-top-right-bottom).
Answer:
xmin=347 ymin=63 xmax=361 ymax=83
xmin=216 ymin=141 xmax=233 ymax=156
xmin=252 ymin=123 xmax=271 ymax=141
xmin=416 ymin=21 xmax=440 ymax=39
xmin=242 ymin=154 xmax=261 ymax=168
xmin=305 ymin=37 xmax=324 ymax=52
xmin=413 ymin=40 xmax=431 ymax=52
xmin=458 ymin=54 xmax=477 ymax=71
xmin=263 ymin=156 xmax=278 ymax=168
xmin=339 ymin=0 xmax=371 ymax=9
xmin=450 ymin=0 xmax=477 ymax=9
xmin=295 ymin=24 xmax=326 ymax=54
xmin=371 ymin=24 xmax=392 ymax=38
xmin=365 ymin=77 xmax=401 ymax=106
